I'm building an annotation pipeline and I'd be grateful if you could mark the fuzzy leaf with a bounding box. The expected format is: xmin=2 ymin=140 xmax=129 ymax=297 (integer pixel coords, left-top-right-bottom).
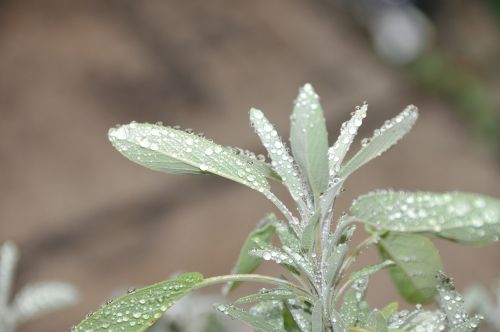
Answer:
xmin=108 ymin=123 xmax=271 ymax=194
xmin=365 ymin=310 xmax=387 ymax=332
xmin=235 ymin=288 xmax=298 ymax=304
xmin=352 ymin=190 xmax=500 ymax=245
xmin=340 ymin=106 xmax=418 ymax=179
xmin=436 ymin=272 xmax=482 ymax=332
xmin=249 ymin=108 xmax=310 ymax=207
xmin=74 ymin=272 xmax=203 ymax=332
xmin=348 ymin=261 xmax=395 ymax=283
xmin=290 ymin=83 xmax=329 ymax=200
xmin=225 ymin=214 xmax=276 ymax=294
xmin=378 ymin=233 xmax=442 ymax=304
xmin=301 ymin=211 xmax=321 ymax=251
xmin=325 ymin=243 xmax=347 ymax=288
xmin=12 ymin=282 xmax=78 ymax=322
xmin=216 ymin=304 xmax=284 ymax=332
xmin=250 ymin=301 xmax=286 ymax=330
xmin=328 ymin=103 xmax=367 ymax=177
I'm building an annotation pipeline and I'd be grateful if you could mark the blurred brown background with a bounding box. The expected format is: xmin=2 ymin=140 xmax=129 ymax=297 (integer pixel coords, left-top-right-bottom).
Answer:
xmin=0 ymin=0 xmax=499 ymax=331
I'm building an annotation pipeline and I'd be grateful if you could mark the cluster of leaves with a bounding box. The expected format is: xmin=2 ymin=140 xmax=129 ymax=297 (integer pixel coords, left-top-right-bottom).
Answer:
xmin=0 ymin=241 xmax=79 ymax=332
xmin=73 ymin=84 xmax=500 ymax=332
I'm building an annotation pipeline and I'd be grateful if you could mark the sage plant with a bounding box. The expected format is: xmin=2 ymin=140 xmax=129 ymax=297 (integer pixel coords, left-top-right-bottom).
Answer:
xmin=73 ymin=84 xmax=500 ymax=332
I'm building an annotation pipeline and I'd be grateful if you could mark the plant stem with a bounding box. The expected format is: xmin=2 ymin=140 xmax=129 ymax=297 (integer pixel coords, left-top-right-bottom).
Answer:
xmin=197 ymin=274 xmax=313 ymax=302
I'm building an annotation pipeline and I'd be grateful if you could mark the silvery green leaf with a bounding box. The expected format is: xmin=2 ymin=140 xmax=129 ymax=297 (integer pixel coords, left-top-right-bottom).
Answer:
xmin=11 ymin=282 xmax=78 ymax=323
xmin=387 ymin=309 xmax=446 ymax=331
xmin=463 ymin=283 xmax=500 ymax=330
xmin=324 ymin=243 xmax=347 ymax=289
xmin=365 ymin=309 xmax=388 ymax=332
xmin=301 ymin=211 xmax=321 ymax=251
xmin=339 ymin=105 xmax=418 ymax=179
xmin=215 ymin=304 xmax=284 ymax=332
xmin=74 ymin=272 xmax=203 ymax=332
xmin=249 ymin=108 xmax=310 ymax=210
xmin=348 ymin=260 xmax=395 ymax=283
xmin=311 ymin=301 xmax=323 ymax=332
xmin=290 ymin=83 xmax=329 ymax=200
xmin=330 ymin=310 xmax=348 ymax=332
xmin=380 ymin=302 xmax=398 ymax=320
xmin=283 ymin=302 xmax=302 ymax=332
xmin=0 ymin=241 xmax=18 ymax=309
xmin=340 ymin=288 xmax=370 ymax=327
xmin=235 ymin=288 xmax=298 ymax=304
xmin=351 ymin=190 xmax=500 ymax=244
xmin=250 ymin=300 xmax=286 ymax=330
xmin=378 ymin=233 xmax=443 ymax=304
xmin=328 ymin=102 xmax=367 ymax=177
xmin=285 ymin=299 xmax=311 ymax=332
xmin=436 ymin=272 xmax=482 ymax=332
xmin=275 ymin=222 xmax=301 ymax=252
xmin=108 ymin=123 xmax=271 ymax=194
xmin=225 ymin=214 xmax=276 ymax=294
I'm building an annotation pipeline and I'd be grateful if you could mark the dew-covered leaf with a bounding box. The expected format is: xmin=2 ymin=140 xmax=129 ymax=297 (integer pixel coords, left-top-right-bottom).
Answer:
xmin=330 ymin=310 xmax=348 ymax=332
xmin=215 ymin=303 xmax=284 ymax=332
xmin=275 ymin=221 xmax=301 ymax=253
xmin=301 ymin=211 xmax=321 ymax=251
xmin=436 ymin=272 xmax=482 ymax=332
xmin=328 ymin=102 xmax=367 ymax=177
xmin=290 ymin=84 xmax=329 ymax=200
xmin=378 ymin=233 xmax=443 ymax=304
xmin=311 ymin=301 xmax=323 ymax=332
xmin=285 ymin=299 xmax=312 ymax=332
xmin=74 ymin=272 xmax=203 ymax=332
xmin=225 ymin=214 xmax=276 ymax=294
xmin=339 ymin=106 xmax=418 ymax=179
xmin=364 ymin=310 xmax=388 ymax=332
xmin=387 ymin=309 xmax=446 ymax=331
xmin=283 ymin=302 xmax=302 ymax=332
xmin=324 ymin=243 xmax=347 ymax=289
xmin=108 ymin=123 xmax=271 ymax=194
xmin=249 ymin=108 xmax=310 ymax=209
xmin=340 ymin=288 xmax=370 ymax=328
xmin=351 ymin=190 xmax=500 ymax=245
xmin=250 ymin=300 xmax=286 ymax=330
xmin=12 ymin=282 xmax=78 ymax=323
xmin=235 ymin=288 xmax=298 ymax=304
xmin=348 ymin=261 xmax=394 ymax=284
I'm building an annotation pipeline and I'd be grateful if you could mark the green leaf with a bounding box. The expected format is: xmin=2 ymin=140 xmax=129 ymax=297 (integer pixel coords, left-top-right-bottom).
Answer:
xmin=330 ymin=310 xmax=348 ymax=332
xmin=311 ymin=301 xmax=323 ymax=332
xmin=325 ymin=243 xmax=347 ymax=288
xmin=436 ymin=272 xmax=482 ymax=332
xmin=340 ymin=106 xmax=418 ymax=179
xmin=380 ymin=302 xmax=398 ymax=320
xmin=225 ymin=214 xmax=276 ymax=294
xmin=348 ymin=261 xmax=395 ymax=283
xmin=283 ymin=304 xmax=302 ymax=332
xmin=290 ymin=83 xmax=329 ymax=200
xmin=340 ymin=289 xmax=363 ymax=327
xmin=249 ymin=108 xmax=310 ymax=209
xmin=301 ymin=211 xmax=321 ymax=251
xmin=250 ymin=300 xmax=286 ymax=330
xmin=351 ymin=190 xmax=500 ymax=245
xmin=377 ymin=233 xmax=443 ymax=304
xmin=328 ymin=102 xmax=367 ymax=176
xmin=74 ymin=272 xmax=203 ymax=332
xmin=285 ymin=299 xmax=312 ymax=332
xmin=235 ymin=288 xmax=298 ymax=304
xmin=364 ymin=310 xmax=387 ymax=332
xmin=108 ymin=123 xmax=271 ymax=194
xmin=215 ymin=304 xmax=284 ymax=332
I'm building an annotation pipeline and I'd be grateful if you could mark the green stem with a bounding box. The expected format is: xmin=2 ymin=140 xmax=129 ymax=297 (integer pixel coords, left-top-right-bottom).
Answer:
xmin=196 ymin=274 xmax=313 ymax=302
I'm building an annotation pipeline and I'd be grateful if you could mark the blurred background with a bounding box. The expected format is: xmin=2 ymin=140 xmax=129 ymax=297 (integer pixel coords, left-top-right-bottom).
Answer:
xmin=0 ymin=0 xmax=499 ymax=331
